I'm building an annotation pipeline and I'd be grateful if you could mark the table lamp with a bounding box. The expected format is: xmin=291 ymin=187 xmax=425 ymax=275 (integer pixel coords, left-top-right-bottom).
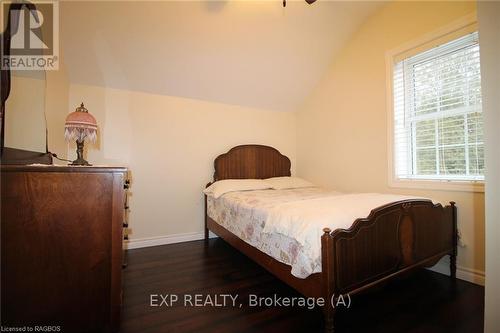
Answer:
xmin=64 ymin=103 xmax=97 ymax=166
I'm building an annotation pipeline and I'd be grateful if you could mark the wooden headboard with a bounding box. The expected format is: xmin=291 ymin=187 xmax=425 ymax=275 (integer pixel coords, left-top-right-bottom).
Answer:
xmin=213 ymin=145 xmax=291 ymax=181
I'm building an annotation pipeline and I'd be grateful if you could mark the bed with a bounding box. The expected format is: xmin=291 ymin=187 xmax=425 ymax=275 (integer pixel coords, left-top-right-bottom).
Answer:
xmin=204 ymin=145 xmax=457 ymax=333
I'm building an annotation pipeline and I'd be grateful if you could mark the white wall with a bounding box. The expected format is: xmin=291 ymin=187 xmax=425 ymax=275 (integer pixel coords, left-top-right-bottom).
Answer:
xmin=67 ymin=84 xmax=296 ymax=241
xmin=297 ymin=1 xmax=484 ymax=283
xmin=478 ymin=2 xmax=500 ymax=331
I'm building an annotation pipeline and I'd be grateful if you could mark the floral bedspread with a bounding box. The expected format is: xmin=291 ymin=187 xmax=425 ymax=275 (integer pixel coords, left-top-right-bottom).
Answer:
xmin=206 ymin=187 xmax=340 ymax=278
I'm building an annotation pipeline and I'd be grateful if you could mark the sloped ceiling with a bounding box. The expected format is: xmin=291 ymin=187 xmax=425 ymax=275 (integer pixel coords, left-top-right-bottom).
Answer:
xmin=60 ymin=1 xmax=384 ymax=112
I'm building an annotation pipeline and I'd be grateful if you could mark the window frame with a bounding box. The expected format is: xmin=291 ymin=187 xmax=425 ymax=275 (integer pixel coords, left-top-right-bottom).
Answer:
xmin=386 ymin=13 xmax=484 ymax=193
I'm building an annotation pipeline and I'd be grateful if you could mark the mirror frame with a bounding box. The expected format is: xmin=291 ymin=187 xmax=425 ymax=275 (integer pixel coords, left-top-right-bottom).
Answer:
xmin=0 ymin=1 xmax=52 ymax=164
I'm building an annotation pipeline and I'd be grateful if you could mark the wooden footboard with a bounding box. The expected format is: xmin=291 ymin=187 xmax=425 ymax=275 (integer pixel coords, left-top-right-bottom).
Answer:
xmin=321 ymin=200 xmax=457 ymax=332
xmin=321 ymin=200 xmax=456 ymax=295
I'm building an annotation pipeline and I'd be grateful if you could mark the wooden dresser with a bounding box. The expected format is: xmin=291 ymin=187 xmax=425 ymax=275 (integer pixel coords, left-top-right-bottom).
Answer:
xmin=1 ymin=165 xmax=128 ymax=333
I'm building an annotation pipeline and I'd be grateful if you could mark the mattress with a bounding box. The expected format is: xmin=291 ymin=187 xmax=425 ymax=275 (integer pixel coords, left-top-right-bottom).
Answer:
xmin=206 ymin=187 xmax=428 ymax=278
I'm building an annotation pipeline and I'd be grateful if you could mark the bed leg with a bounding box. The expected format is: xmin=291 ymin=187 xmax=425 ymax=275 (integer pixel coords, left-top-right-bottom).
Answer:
xmin=450 ymin=201 xmax=457 ymax=281
xmin=323 ymin=306 xmax=336 ymax=333
xmin=450 ymin=253 xmax=457 ymax=280
xmin=321 ymin=228 xmax=336 ymax=333
xmin=204 ymin=193 xmax=209 ymax=244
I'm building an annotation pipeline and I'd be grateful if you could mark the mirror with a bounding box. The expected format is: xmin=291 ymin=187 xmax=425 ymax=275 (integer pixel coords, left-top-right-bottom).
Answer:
xmin=4 ymin=69 xmax=47 ymax=153
xmin=0 ymin=1 xmax=52 ymax=164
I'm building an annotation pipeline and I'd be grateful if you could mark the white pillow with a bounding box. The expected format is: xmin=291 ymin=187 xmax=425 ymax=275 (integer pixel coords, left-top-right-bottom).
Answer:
xmin=264 ymin=176 xmax=315 ymax=190
xmin=203 ymin=179 xmax=271 ymax=198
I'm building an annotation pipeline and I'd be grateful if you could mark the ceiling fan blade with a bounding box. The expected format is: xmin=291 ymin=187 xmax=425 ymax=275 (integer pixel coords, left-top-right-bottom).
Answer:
xmin=283 ymin=0 xmax=317 ymax=7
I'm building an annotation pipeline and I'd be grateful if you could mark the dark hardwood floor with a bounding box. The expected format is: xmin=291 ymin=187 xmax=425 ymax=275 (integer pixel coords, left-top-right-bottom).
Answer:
xmin=121 ymin=239 xmax=484 ymax=333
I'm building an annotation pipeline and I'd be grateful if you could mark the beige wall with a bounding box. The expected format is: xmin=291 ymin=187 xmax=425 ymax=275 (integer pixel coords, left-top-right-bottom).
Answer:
xmin=59 ymin=0 xmax=383 ymax=113
xmin=478 ymin=1 xmax=500 ymax=331
xmin=4 ymin=75 xmax=46 ymax=153
xmin=45 ymin=49 xmax=70 ymax=159
xmin=297 ymin=1 xmax=484 ymax=280
xmin=66 ymin=84 xmax=296 ymax=240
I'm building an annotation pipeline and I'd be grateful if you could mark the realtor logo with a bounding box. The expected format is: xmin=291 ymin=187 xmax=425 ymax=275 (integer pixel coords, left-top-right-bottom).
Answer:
xmin=1 ymin=0 xmax=59 ymax=70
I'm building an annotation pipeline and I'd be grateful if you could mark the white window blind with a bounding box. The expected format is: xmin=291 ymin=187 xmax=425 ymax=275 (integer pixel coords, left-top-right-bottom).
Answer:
xmin=393 ymin=32 xmax=484 ymax=182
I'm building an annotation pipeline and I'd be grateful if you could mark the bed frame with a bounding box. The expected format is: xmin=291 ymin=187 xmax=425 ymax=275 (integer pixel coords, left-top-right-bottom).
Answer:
xmin=204 ymin=144 xmax=457 ymax=333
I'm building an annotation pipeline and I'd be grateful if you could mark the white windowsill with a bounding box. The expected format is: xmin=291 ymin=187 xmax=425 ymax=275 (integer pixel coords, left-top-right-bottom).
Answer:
xmin=389 ymin=177 xmax=484 ymax=193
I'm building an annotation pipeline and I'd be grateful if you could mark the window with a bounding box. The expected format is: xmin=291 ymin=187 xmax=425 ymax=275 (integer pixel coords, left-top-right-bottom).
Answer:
xmin=392 ymin=32 xmax=484 ymax=185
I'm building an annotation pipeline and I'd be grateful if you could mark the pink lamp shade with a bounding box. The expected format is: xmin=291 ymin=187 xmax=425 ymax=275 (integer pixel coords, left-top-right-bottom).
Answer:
xmin=64 ymin=103 xmax=98 ymax=143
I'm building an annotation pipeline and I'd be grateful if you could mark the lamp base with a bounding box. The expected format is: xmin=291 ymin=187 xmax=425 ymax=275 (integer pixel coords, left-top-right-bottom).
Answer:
xmin=69 ymin=158 xmax=92 ymax=166
xmin=69 ymin=140 xmax=92 ymax=166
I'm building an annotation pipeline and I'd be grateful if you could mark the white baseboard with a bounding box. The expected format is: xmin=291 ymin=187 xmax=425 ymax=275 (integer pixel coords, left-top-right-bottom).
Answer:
xmin=428 ymin=260 xmax=485 ymax=286
xmin=124 ymin=231 xmax=218 ymax=250
xmin=126 ymin=233 xmax=485 ymax=286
